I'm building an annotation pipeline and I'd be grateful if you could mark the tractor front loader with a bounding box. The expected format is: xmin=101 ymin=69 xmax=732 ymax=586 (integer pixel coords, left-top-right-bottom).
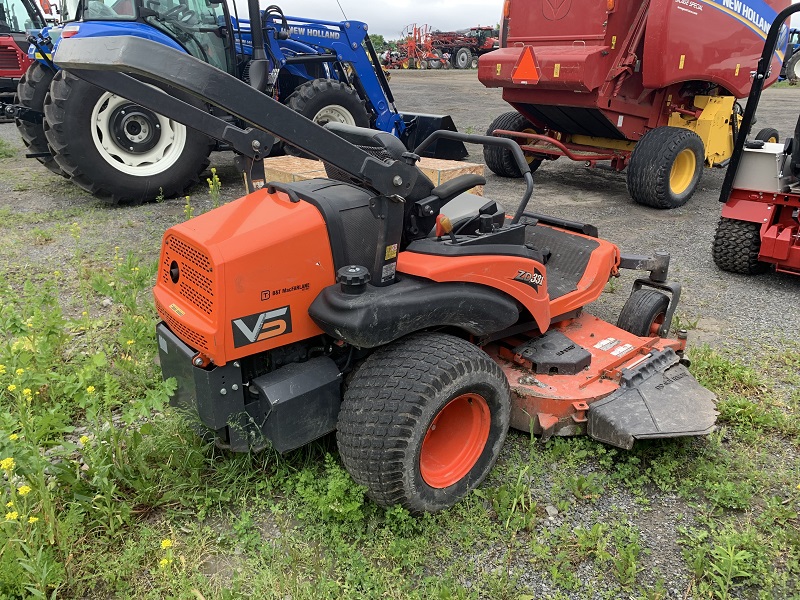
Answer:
xmin=54 ymin=33 xmax=717 ymax=514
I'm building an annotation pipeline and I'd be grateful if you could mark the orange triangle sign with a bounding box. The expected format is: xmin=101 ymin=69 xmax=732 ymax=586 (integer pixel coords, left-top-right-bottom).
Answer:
xmin=512 ymin=46 xmax=540 ymax=84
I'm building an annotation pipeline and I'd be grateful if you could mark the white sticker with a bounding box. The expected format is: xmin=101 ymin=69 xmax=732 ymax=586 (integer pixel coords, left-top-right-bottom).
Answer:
xmin=158 ymin=336 xmax=168 ymax=354
xmin=381 ymin=262 xmax=397 ymax=281
xmin=617 ymin=115 xmax=624 ymax=127
xmin=594 ymin=337 xmax=619 ymax=351
xmin=611 ymin=343 xmax=635 ymax=357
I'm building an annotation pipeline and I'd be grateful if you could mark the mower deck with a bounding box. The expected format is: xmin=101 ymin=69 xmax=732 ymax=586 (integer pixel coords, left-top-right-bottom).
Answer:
xmin=488 ymin=312 xmax=717 ymax=448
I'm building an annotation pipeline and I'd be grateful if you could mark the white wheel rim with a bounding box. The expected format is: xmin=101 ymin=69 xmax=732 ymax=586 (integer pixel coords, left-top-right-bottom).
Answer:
xmin=90 ymin=90 xmax=187 ymax=177
xmin=312 ymin=104 xmax=356 ymax=126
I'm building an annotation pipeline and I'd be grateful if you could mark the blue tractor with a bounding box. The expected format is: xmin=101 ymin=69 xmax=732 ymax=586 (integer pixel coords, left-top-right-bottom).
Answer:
xmin=15 ymin=1 xmax=465 ymax=203
xmin=781 ymin=27 xmax=800 ymax=83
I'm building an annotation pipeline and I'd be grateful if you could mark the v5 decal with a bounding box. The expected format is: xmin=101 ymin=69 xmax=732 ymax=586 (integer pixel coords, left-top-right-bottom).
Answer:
xmin=232 ymin=306 xmax=292 ymax=348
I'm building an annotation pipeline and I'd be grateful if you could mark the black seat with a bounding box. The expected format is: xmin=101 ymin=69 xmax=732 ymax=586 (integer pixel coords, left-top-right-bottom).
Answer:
xmin=791 ymin=114 xmax=800 ymax=177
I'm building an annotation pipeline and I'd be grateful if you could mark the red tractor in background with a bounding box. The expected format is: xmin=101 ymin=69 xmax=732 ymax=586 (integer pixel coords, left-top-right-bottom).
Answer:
xmin=479 ymin=0 xmax=790 ymax=209
xmin=386 ymin=25 xmax=499 ymax=70
xmin=0 ymin=0 xmax=46 ymax=105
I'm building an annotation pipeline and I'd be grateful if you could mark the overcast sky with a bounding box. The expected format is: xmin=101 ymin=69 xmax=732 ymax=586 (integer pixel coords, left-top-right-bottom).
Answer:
xmin=235 ymin=0 xmax=505 ymax=39
xmin=234 ymin=0 xmax=799 ymax=40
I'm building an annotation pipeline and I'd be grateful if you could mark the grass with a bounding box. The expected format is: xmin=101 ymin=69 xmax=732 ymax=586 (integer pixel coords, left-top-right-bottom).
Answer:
xmin=0 ymin=190 xmax=798 ymax=599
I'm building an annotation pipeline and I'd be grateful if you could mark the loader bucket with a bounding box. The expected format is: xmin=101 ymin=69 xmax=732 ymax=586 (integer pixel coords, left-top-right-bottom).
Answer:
xmin=587 ymin=349 xmax=718 ymax=450
xmin=400 ymin=112 xmax=469 ymax=160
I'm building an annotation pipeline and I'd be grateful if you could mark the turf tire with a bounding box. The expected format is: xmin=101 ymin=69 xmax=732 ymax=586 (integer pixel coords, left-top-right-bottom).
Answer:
xmin=617 ymin=289 xmax=670 ymax=337
xmin=626 ymin=126 xmax=704 ymax=209
xmin=712 ymin=217 xmax=770 ymax=274
xmin=484 ymin=111 xmax=543 ymax=178
xmin=754 ymin=127 xmax=779 ymax=143
xmin=15 ymin=63 xmax=64 ymax=176
xmin=43 ymin=70 xmax=212 ymax=204
xmin=337 ymin=332 xmax=511 ymax=514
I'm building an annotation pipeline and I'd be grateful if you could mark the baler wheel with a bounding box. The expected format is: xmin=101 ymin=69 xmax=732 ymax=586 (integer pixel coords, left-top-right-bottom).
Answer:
xmin=617 ymin=289 xmax=670 ymax=337
xmin=785 ymin=52 xmax=800 ymax=85
xmin=626 ymin=126 xmax=704 ymax=209
xmin=712 ymin=217 xmax=770 ymax=275
xmin=284 ymin=79 xmax=370 ymax=157
xmin=43 ymin=70 xmax=212 ymax=204
xmin=754 ymin=128 xmax=779 ymax=143
xmin=454 ymin=47 xmax=473 ymax=69
xmin=484 ymin=111 xmax=543 ymax=178
xmin=337 ymin=332 xmax=511 ymax=514
xmin=15 ymin=63 xmax=64 ymax=177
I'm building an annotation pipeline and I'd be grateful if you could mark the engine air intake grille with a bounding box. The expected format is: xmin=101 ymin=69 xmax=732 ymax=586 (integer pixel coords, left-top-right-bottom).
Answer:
xmin=0 ymin=47 xmax=20 ymax=71
xmin=162 ymin=235 xmax=214 ymax=316
xmin=156 ymin=299 xmax=210 ymax=352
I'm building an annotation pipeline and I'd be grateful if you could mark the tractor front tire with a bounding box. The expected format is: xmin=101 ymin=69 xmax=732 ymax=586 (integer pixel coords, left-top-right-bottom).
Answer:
xmin=454 ymin=47 xmax=473 ymax=69
xmin=754 ymin=127 xmax=779 ymax=143
xmin=15 ymin=63 xmax=63 ymax=177
xmin=785 ymin=52 xmax=800 ymax=85
xmin=712 ymin=217 xmax=770 ymax=274
xmin=484 ymin=111 xmax=543 ymax=178
xmin=626 ymin=126 xmax=704 ymax=209
xmin=337 ymin=332 xmax=511 ymax=514
xmin=284 ymin=79 xmax=370 ymax=157
xmin=617 ymin=289 xmax=670 ymax=337
xmin=43 ymin=70 xmax=212 ymax=204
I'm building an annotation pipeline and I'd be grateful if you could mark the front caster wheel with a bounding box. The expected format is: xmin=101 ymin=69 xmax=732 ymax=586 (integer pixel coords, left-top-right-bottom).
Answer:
xmin=337 ymin=332 xmax=511 ymax=514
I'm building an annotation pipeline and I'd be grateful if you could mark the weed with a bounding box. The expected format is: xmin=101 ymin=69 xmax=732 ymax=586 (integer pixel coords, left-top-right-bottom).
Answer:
xmin=183 ymin=195 xmax=194 ymax=220
xmin=566 ymin=472 xmax=605 ymax=501
xmin=207 ymin=167 xmax=222 ymax=208
xmin=0 ymin=139 xmax=17 ymax=159
xmin=477 ymin=466 xmax=537 ymax=530
xmin=672 ymin=312 xmax=699 ymax=331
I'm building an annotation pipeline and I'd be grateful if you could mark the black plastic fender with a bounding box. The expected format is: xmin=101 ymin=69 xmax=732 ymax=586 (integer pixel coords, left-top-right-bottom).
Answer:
xmin=309 ymin=274 xmax=520 ymax=348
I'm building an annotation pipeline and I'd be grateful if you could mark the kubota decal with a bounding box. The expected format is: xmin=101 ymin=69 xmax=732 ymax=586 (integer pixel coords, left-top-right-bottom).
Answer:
xmin=232 ymin=306 xmax=292 ymax=347
xmin=512 ymin=268 xmax=544 ymax=291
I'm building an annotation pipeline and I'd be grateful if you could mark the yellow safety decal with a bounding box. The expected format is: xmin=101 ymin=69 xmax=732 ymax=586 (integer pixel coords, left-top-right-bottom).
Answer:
xmin=554 ymin=63 xmax=561 ymax=77
xmin=735 ymin=63 xmax=740 ymax=76
xmin=385 ymin=244 xmax=398 ymax=260
xmin=496 ymin=63 xmax=501 ymax=75
xmin=169 ymin=303 xmax=185 ymax=317
xmin=611 ymin=36 xmax=617 ymax=50
xmin=679 ymin=55 xmax=685 ymax=69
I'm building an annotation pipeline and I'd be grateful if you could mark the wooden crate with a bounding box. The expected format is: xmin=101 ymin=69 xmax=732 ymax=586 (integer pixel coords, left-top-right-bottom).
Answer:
xmin=262 ymin=155 xmax=484 ymax=195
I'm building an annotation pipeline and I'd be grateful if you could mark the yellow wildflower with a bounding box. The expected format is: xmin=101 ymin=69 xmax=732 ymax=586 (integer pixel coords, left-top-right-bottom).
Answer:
xmin=0 ymin=364 xmax=5 ymax=375
xmin=7 ymin=384 xmax=16 ymax=392
xmin=9 ymin=434 xmax=18 ymax=441
xmin=5 ymin=512 xmax=18 ymax=521
xmin=26 ymin=323 xmax=32 ymax=328
xmin=159 ymin=558 xmax=172 ymax=568
xmin=86 ymin=386 xmax=95 ymax=394
xmin=22 ymin=388 xmax=31 ymax=397
xmin=17 ymin=486 xmax=31 ymax=496
xmin=15 ymin=368 xmax=23 ymax=375
xmin=28 ymin=516 xmax=38 ymax=524
xmin=54 ymin=270 xmax=61 ymax=276
xmin=160 ymin=539 xmax=173 ymax=549
xmin=0 ymin=457 xmax=15 ymax=472
xmin=6 ymin=501 xmax=12 ymax=508
xmin=126 ymin=340 xmax=134 ymax=345
xmin=79 ymin=435 xmax=90 ymax=445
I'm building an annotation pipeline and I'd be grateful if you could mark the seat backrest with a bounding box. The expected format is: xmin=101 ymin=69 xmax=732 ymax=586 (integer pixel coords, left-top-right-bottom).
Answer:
xmin=792 ymin=114 xmax=800 ymax=177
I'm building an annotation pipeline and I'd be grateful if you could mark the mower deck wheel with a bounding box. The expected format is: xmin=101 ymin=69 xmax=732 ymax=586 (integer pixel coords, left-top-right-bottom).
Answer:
xmin=15 ymin=63 xmax=64 ymax=177
xmin=337 ymin=332 xmax=511 ymax=514
xmin=712 ymin=217 xmax=770 ymax=274
xmin=626 ymin=126 xmax=704 ymax=209
xmin=617 ymin=289 xmax=670 ymax=337
xmin=754 ymin=128 xmax=779 ymax=144
xmin=484 ymin=111 xmax=543 ymax=178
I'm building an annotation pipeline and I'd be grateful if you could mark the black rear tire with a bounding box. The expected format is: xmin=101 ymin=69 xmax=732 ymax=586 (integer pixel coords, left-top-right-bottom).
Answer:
xmin=754 ymin=127 xmax=779 ymax=143
xmin=15 ymin=63 xmax=64 ymax=177
xmin=712 ymin=217 xmax=770 ymax=275
xmin=284 ymin=79 xmax=370 ymax=157
xmin=484 ymin=111 xmax=543 ymax=178
xmin=454 ymin=47 xmax=472 ymax=69
xmin=617 ymin=289 xmax=670 ymax=337
xmin=337 ymin=332 xmax=511 ymax=514
xmin=626 ymin=126 xmax=704 ymax=209
xmin=43 ymin=70 xmax=213 ymax=204
xmin=785 ymin=52 xmax=800 ymax=85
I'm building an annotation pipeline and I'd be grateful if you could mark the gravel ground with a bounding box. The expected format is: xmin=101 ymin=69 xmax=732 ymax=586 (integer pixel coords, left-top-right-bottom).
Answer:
xmin=0 ymin=70 xmax=798 ymax=598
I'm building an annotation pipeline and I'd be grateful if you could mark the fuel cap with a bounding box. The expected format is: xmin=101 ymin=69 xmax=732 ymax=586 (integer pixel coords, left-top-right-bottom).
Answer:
xmin=337 ymin=265 xmax=370 ymax=294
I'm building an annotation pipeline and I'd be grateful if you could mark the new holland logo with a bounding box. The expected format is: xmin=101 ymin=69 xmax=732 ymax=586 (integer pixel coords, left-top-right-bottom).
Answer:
xmin=542 ymin=0 xmax=571 ymax=20
xmin=513 ymin=268 xmax=545 ymax=292
xmin=232 ymin=306 xmax=292 ymax=348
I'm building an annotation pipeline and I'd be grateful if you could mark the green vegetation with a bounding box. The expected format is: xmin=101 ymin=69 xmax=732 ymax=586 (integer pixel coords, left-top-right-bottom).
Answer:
xmin=0 ymin=182 xmax=797 ymax=598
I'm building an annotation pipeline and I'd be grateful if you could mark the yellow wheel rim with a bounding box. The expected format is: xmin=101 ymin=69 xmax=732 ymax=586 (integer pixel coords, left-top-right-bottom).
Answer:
xmin=767 ymin=135 xmax=778 ymax=143
xmin=670 ymin=148 xmax=696 ymax=195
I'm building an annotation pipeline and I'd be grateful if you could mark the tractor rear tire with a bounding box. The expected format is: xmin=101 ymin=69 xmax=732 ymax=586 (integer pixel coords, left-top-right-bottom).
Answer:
xmin=754 ymin=128 xmax=779 ymax=143
xmin=454 ymin=47 xmax=472 ymax=69
xmin=337 ymin=332 xmax=511 ymax=514
xmin=43 ymin=70 xmax=213 ymax=204
xmin=284 ymin=79 xmax=370 ymax=157
xmin=484 ymin=111 xmax=543 ymax=178
xmin=785 ymin=52 xmax=800 ymax=85
xmin=712 ymin=217 xmax=770 ymax=275
xmin=626 ymin=126 xmax=704 ymax=209
xmin=617 ymin=289 xmax=670 ymax=337
xmin=15 ymin=63 xmax=64 ymax=177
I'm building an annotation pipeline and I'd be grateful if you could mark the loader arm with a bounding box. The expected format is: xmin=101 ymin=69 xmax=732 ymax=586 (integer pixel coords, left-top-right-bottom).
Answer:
xmin=52 ymin=35 xmax=423 ymax=199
